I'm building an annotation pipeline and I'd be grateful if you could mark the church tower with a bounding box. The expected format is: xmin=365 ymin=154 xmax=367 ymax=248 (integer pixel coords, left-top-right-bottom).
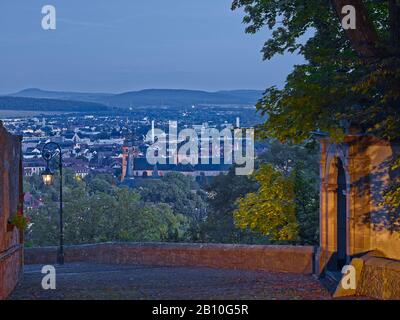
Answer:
xmin=121 ymin=131 xmax=138 ymax=182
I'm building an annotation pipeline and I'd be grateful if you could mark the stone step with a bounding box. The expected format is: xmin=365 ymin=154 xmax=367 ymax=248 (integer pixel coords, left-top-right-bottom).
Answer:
xmin=319 ymin=271 xmax=341 ymax=294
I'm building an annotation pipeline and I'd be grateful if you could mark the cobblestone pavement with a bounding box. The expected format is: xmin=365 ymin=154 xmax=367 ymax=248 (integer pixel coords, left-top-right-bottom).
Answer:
xmin=10 ymin=263 xmax=332 ymax=300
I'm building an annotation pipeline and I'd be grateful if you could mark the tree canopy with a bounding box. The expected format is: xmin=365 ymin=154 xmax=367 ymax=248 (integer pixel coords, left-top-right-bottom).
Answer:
xmin=232 ymin=0 xmax=399 ymax=142
xmin=234 ymin=141 xmax=319 ymax=243
xmin=232 ymin=0 xmax=400 ymax=211
xmin=25 ymin=171 xmax=189 ymax=246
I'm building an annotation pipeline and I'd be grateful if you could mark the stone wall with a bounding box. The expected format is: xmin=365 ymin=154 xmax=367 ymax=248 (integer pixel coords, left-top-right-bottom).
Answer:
xmin=319 ymin=135 xmax=400 ymax=274
xmin=25 ymin=242 xmax=316 ymax=274
xmin=334 ymin=253 xmax=400 ymax=300
xmin=0 ymin=122 xmax=23 ymax=300
xmin=358 ymin=256 xmax=400 ymax=299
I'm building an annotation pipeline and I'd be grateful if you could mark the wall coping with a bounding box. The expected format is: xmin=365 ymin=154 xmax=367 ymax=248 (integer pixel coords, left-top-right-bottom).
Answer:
xmin=26 ymin=242 xmax=315 ymax=252
xmin=25 ymin=242 xmax=316 ymax=274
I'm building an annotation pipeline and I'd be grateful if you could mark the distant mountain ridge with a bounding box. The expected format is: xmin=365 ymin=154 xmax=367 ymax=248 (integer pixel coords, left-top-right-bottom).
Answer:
xmin=9 ymin=88 xmax=264 ymax=108
xmin=10 ymin=88 xmax=113 ymax=104
xmin=0 ymin=96 xmax=109 ymax=112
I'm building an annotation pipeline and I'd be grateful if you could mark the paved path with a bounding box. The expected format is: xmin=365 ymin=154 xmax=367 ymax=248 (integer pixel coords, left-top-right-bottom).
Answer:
xmin=10 ymin=263 xmax=332 ymax=300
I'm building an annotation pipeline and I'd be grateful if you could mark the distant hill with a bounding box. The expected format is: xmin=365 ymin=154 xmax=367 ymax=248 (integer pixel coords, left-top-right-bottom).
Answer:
xmin=10 ymin=88 xmax=264 ymax=108
xmin=104 ymin=89 xmax=263 ymax=107
xmin=9 ymin=88 xmax=113 ymax=104
xmin=0 ymin=96 xmax=109 ymax=112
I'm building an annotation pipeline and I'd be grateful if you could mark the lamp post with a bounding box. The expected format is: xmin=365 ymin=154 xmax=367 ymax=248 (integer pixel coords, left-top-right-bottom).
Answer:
xmin=41 ymin=142 xmax=64 ymax=265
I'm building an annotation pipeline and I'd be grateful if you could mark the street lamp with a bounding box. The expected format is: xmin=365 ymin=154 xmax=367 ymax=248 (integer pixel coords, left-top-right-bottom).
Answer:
xmin=41 ymin=167 xmax=55 ymax=186
xmin=41 ymin=142 xmax=64 ymax=265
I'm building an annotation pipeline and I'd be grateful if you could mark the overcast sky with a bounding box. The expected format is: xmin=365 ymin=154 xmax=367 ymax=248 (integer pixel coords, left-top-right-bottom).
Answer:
xmin=0 ymin=0 xmax=304 ymax=94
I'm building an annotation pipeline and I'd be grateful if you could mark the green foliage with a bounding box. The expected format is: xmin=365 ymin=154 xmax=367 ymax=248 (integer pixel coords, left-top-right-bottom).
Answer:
xmin=235 ymin=164 xmax=298 ymax=241
xmin=384 ymin=158 xmax=400 ymax=209
xmin=203 ymin=168 xmax=265 ymax=244
xmin=137 ymin=173 xmax=208 ymax=241
xmin=232 ymin=0 xmax=400 ymax=216
xmin=202 ymin=142 xmax=320 ymax=245
xmin=261 ymin=141 xmax=320 ymax=244
xmin=231 ymin=0 xmax=400 ymax=143
xmin=235 ymin=141 xmax=319 ymax=244
xmin=25 ymin=170 xmax=189 ymax=246
xmin=292 ymin=162 xmax=319 ymax=244
xmin=10 ymin=214 xmax=30 ymax=231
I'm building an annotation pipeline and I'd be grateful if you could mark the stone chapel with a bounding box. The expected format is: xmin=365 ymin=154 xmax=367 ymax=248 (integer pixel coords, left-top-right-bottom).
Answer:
xmin=317 ymin=134 xmax=400 ymax=298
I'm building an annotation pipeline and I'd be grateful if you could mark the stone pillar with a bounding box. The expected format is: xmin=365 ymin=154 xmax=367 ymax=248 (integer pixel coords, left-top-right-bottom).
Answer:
xmin=347 ymin=152 xmax=372 ymax=256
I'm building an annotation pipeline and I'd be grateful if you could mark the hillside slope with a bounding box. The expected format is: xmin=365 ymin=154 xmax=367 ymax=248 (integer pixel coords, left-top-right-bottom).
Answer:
xmin=0 ymin=96 xmax=109 ymax=112
xmin=10 ymin=88 xmax=263 ymax=108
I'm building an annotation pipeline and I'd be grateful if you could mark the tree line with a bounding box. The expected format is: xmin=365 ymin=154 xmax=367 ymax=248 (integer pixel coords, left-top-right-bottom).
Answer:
xmin=24 ymin=141 xmax=319 ymax=247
